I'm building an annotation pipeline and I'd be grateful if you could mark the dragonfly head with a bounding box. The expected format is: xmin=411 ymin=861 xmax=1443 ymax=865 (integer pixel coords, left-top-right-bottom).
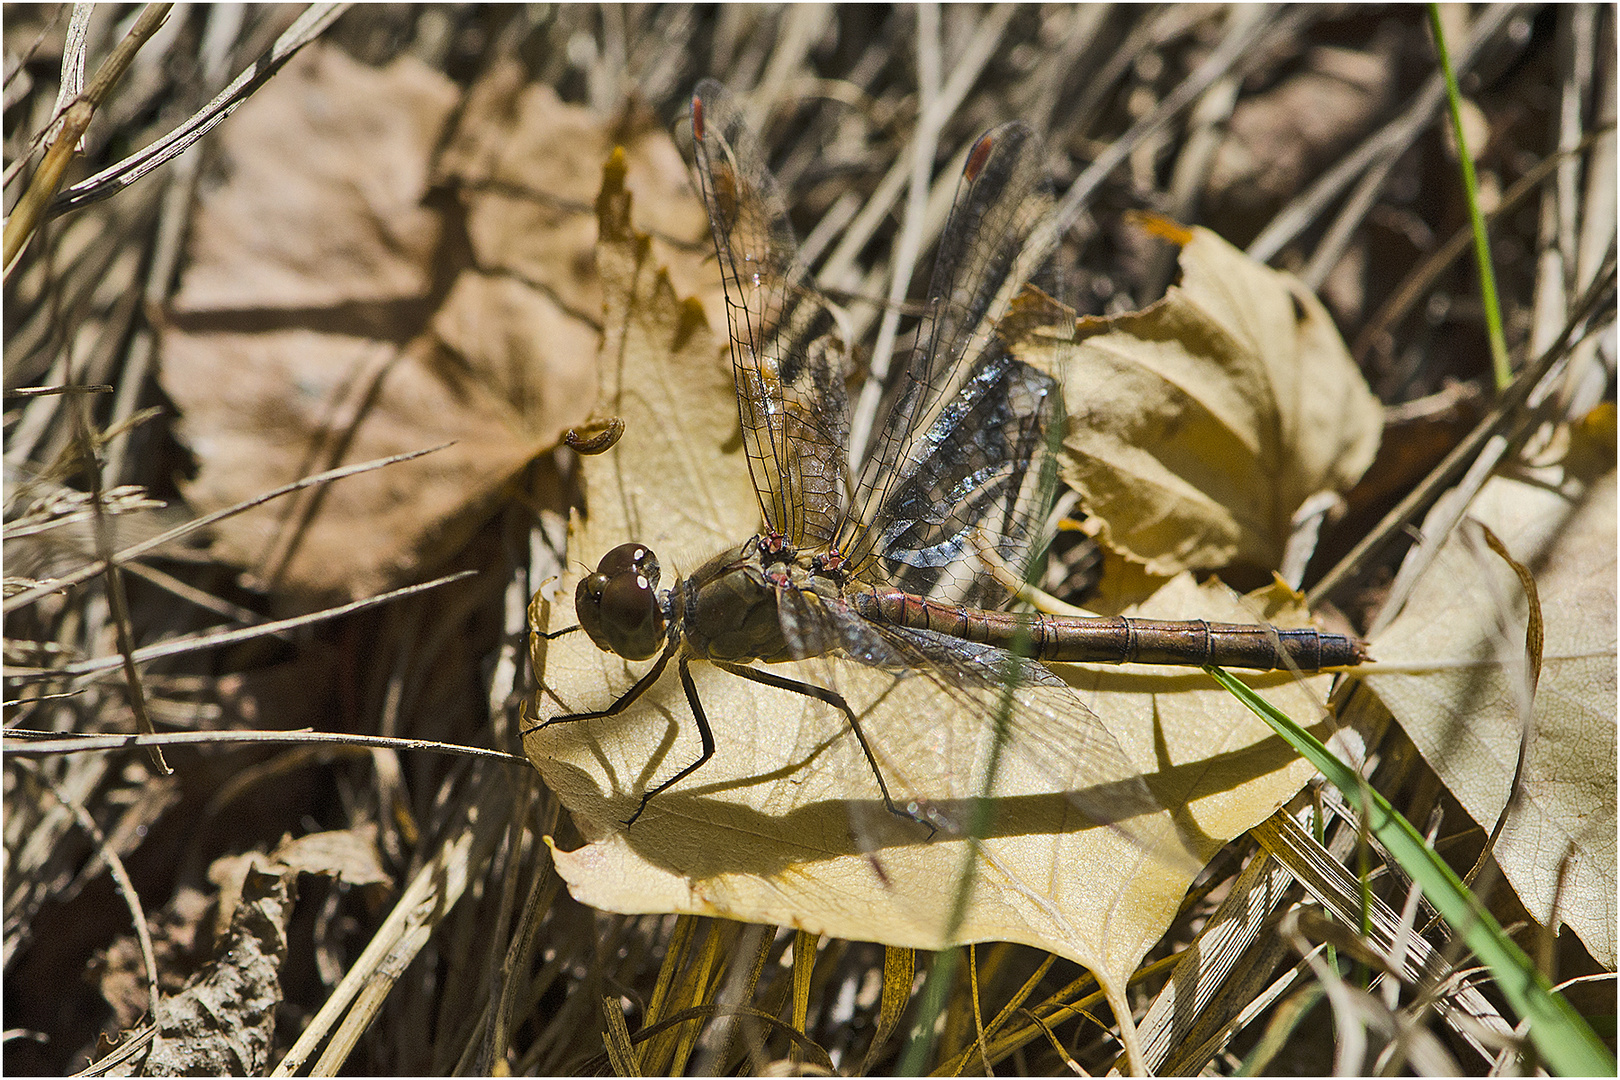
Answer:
xmin=576 ymin=543 xmax=667 ymax=660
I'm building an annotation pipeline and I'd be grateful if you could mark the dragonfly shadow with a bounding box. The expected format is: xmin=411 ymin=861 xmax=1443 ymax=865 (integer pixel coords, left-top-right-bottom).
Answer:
xmin=540 ymin=682 xmax=1334 ymax=889
xmin=536 ymin=651 xmax=1342 ymax=887
xmin=544 ymin=757 xmax=1188 ymax=883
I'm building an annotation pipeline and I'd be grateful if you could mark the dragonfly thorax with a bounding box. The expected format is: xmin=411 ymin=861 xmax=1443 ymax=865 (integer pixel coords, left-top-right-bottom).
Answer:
xmin=681 ymin=535 xmax=843 ymax=665
xmin=575 ymin=543 xmax=668 ymax=660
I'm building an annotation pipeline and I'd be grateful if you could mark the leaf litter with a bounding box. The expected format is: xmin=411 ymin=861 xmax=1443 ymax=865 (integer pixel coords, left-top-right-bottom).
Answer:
xmin=160 ymin=42 xmax=707 ymax=607
xmin=5 ymin=6 xmax=1613 ymax=1074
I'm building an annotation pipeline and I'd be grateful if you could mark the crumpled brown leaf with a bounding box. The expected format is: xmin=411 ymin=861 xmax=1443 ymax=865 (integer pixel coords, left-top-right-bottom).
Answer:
xmin=527 ymin=159 xmax=1353 ymax=1018
xmin=209 ymin=827 xmax=391 ymax=935
xmin=161 ymin=47 xmax=703 ymax=604
xmin=1009 ymin=221 xmax=1383 ymax=581
xmin=1363 ymin=429 xmax=1616 ymax=967
xmin=98 ymin=825 xmax=391 ymax=1073
xmin=104 ymin=864 xmax=291 ymax=1077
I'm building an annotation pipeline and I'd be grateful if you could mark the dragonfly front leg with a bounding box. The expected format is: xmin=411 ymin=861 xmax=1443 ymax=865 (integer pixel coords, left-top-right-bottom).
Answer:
xmin=526 ymin=641 xmax=683 ymax=826
xmin=713 ymin=661 xmax=936 ymax=838
xmin=524 ymin=640 xmax=676 ymax=738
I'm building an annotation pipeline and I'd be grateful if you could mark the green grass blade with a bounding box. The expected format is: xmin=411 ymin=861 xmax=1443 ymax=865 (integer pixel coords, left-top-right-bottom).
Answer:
xmin=1205 ymin=665 xmax=1614 ymax=1076
xmin=1428 ymin=3 xmax=1512 ymax=391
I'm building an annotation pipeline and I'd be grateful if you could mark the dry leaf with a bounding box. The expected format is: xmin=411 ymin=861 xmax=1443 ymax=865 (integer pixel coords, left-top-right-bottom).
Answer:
xmin=270 ymin=825 xmax=391 ymax=889
xmin=1363 ymin=442 xmax=1616 ymax=967
xmin=1011 ymin=224 xmax=1383 ymax=578
xmin=162 ymin=48 xmax=677 ymax=603
xmin=111 ymin=864 xmax=291 ymax=1076
xmin=438 ymin=62 xmax=722 ymax=330
xmin=527 ymin=160 xmax=1354 ymax=1004
xmin=164 ymin=330 xmax=557 ymax=601
xmin=173 ymin=46 xmax=453 ymax=312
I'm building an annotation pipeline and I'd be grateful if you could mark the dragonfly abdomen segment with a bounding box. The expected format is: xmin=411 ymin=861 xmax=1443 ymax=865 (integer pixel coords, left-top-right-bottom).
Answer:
xmin=849 ymin=589 xmax=1367 ymax=671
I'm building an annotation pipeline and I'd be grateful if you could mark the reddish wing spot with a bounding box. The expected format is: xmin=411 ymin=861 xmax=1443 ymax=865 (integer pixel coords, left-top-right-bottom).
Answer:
xmin=691 ymin=95 xmax=705 ymax=140
xmin=964 ymin=131 xmax=995 ymax=183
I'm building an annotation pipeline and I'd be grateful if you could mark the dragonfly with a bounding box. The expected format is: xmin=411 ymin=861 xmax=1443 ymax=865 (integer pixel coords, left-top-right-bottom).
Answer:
xmin=532 ymin=79 xmax=1366 ymax=832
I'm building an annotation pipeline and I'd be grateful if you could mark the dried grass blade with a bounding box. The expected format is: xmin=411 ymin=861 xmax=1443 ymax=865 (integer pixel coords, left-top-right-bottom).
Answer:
xmin=272 ymin=766 xmax=514 ymax=1076
xmin=3 ymin=443 xmax=453 ymax=616
xmin=47 ymin=3 xmax=347 ymax=218
xmin=18 ymin=570 xmax=477 ymax=682
xmin=3 ymin=3 xmax=173 ymax=276
xmin=1137 ymin=832 xmax=1297 ymax=1073
xmin=3 ymin=727 xmax=527 ymax=764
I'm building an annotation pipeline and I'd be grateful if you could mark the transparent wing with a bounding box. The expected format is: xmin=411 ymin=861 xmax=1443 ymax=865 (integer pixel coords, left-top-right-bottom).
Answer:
xmin=690 ymin=79 xmax=849 ymax=549
xmin=837 ymin=122 xmax=1058 ymax=606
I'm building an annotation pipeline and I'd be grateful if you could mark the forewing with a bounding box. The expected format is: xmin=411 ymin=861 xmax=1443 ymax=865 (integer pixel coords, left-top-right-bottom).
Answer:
xmin=690 ymin=80 xmax=849 ymax=548
xmin=840 ymin=122 xmax=1058 ymax=603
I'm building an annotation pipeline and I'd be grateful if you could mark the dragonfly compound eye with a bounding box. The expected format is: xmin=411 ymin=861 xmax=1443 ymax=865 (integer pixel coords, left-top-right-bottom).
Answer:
xmin=575 ymin=544 xmax=666 ymax=660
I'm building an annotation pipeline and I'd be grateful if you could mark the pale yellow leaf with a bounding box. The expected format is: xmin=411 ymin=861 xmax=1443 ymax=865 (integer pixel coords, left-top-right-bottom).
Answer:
xmin=527 ymin=163 xmax=1355 ymax=1000
xmin=1363 ymin=446 xmax=1616 ymax=967
xmin=1012 ymin=225 xmax=1383 ymax=577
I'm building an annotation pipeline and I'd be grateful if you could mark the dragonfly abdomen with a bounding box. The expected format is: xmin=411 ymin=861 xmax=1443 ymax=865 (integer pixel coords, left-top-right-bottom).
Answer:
xmin=849 ymin=588 xmax=1367 ymax=671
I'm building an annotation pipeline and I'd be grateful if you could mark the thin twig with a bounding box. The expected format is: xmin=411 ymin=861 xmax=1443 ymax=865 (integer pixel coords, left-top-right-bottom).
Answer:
xmin=12 ymin=570 xmax=480 ymax=682
xmin=21 ymin=758 xmax=164 ymax=1042
xmin=72 ymin=375 xmax=168 ymax=773
xmin=5 ymin=383 xmax=114 ymax=398
xmin=104 ymin=4 xmax=247 ymax=485
xmin=3 ymin=727 xmax=527 ymax=764
xmin=3 ymin=443 xmax=453 ymax=616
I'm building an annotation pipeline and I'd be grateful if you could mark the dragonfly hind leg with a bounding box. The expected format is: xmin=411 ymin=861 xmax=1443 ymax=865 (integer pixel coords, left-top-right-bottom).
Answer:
xmin=713 ymin=661 xmax=937 ymax=838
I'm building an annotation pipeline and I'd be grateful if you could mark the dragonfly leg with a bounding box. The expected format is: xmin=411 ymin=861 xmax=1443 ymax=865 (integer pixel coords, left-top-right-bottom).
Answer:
xmin=620 ymin=656 xmax=719 ymax=826
xmin=521 ymin=640 xmax=674 ymax=737
xmin=714 ymin=661 xmax=936 ymax=837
